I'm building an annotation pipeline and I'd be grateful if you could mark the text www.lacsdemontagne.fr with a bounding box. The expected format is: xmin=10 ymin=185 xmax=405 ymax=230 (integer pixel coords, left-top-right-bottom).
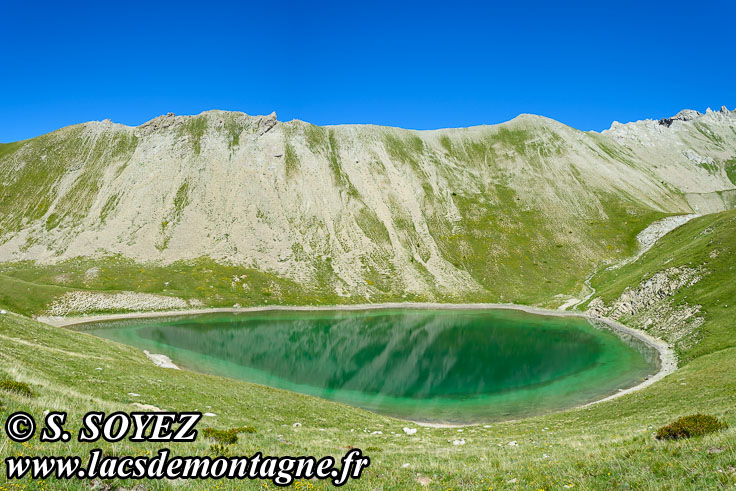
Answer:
xmin=6 ymin=448 xmax=370 ymax=486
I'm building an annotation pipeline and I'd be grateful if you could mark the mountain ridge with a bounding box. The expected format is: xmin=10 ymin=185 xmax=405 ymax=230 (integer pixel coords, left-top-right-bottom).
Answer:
xmin=1 ymin=107 xmax=735 ymax=307
xmin=7 ymin=105 xmax=733 ymax=142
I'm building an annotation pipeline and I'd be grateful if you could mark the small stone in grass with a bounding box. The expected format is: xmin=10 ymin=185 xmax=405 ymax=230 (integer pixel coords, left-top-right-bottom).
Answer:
xmin=402 ymin=463 xmax=410 ymax=468
xmin=416 ymin=476 xmax=431 ymax=486
xmin=204 ymin=412 xmax=216 ymax=417
xmin=403 ymin=427 xmax=417 ymax=435
xmin=128 ymin=392 xmax=140 ymax=397
xmin=293 ymin=422 xmax=302 ymax=428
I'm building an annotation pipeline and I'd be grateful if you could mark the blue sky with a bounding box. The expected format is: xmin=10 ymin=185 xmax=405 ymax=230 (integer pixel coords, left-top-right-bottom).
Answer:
xmin=1 ymin=0 xmax=734 ymax=142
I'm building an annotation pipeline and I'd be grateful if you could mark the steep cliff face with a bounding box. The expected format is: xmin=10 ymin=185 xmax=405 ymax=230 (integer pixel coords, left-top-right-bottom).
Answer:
xmin=0 ymin=108 xmax=734 ymax=302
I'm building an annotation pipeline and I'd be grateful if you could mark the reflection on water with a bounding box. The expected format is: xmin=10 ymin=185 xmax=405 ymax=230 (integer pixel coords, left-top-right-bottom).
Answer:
xmin=87 ymin=309 xmax=658 ymax=423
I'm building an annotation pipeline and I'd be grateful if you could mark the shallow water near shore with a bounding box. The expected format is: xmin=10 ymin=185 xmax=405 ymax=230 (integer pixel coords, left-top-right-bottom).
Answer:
xmin=85 ymin=308 xmax=658 ymax=423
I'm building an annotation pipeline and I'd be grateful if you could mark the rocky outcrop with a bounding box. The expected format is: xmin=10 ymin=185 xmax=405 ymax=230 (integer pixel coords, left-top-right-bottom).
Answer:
xmin=588 ymin=267 xmax=706 ymax=349
xmin=683 ymin=149 xmax=714 ymax=165
xmin=138 ymin=112 xmax=178 ymax=135
xmin=45 ymin=291 xmax=204 ymax=316
xmin=256 ymin=111 xmax=278 ymax=136
xmin=658 ymin=109 xmax=703 ymax=127
xmin=609 ymin=266 xmax=701 ymax=317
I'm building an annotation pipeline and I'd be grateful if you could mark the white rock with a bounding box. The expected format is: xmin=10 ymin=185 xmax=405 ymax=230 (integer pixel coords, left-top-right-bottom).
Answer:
xmin=507 ymin=441 xmax=518 ymax=446
xmin=403 ymin=427 xmax=417 ymax=435
xmin=452 ymin=439 xmax=465 ymax=445
xmin=143 ymin=350 xmax=179 ymax=369
xmin=128 ymin=392 xmax=140 ymax=397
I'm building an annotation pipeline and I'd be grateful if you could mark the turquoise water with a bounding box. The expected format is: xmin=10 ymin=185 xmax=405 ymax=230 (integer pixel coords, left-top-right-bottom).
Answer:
xmin=85 ymin=309 xmax=658 ymax=423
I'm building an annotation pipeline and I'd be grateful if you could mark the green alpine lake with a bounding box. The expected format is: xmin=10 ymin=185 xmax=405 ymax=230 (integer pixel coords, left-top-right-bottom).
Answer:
xmin=84 ymin=308 xmax=659 ymax=423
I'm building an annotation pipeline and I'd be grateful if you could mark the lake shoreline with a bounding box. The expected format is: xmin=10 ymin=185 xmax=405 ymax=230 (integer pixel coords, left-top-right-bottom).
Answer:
xmin=38 ymin=302 xmax=676 ymax=426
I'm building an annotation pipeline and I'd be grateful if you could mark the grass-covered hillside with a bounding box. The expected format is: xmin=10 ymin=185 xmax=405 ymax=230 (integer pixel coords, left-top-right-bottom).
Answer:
xmin=1 ymin=210 xmax=735 ymax=489
xmin=0 ymin=109 xmax=735 ymax=313
xmin=585 ymin=209 xmax=736 ymax=363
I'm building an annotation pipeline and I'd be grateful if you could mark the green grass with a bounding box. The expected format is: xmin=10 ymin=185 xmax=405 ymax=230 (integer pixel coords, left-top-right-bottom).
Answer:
xmin=179 ymin=116 xmax=208 ymax=155
xmin=438 ymin=126 xmax=565 ymax=170
xmin=301 ymin=125 xmax=359 ymax=197
xmin=0 ymin=273 xmax=72 ymax=316
xmin=595 ymin=138 xmax=636 ymax=166
xmin=725 ymin=157 xmax=736 ymax=186
xmin=0 ymin=125 xmax=138 ymax=233
xmin=284 ymin=141 xmax=300 ymax=179
xmin=355 ymin=207 xmax=390 ymax=246
xmin=173 ymin=180 xmax=190 ymax=218
xmin=693 ymin=122 xmax=725 ymax=146
xmin=0 ymin=140 xmax=25 ymax=160
xmin=223 ymin=114 xmax=245 ymax=149
xmin=326 ymin=130 xmax=360 ymax=197
xmin=303 ymin=123 xmax=327 ymax=154
xmin=0 ymin=257 xmax=348 ymax=316
xmin=98 ymin=193 xmax=119 ymax=224
xmin=384 ymin=133 xmax=425 ymax=176
xmin=492 ymin=127 xmax=531 ymax=156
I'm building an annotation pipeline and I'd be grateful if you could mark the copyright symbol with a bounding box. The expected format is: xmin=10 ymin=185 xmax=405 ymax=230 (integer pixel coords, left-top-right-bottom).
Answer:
xmin=5 ymin=412 xmax=36 ymax=442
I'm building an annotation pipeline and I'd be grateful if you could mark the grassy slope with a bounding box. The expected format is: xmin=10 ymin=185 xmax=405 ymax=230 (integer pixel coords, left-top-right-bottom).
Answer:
xmin=0 ymin=125 xmax=137 ymax=235
xmin=377 ymin=123 xmax=672 ymax=304
xmin=1 ymin=211 xmax=736 ymax=489
xmin=587 ymin=209 xmax=736 ymax=363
